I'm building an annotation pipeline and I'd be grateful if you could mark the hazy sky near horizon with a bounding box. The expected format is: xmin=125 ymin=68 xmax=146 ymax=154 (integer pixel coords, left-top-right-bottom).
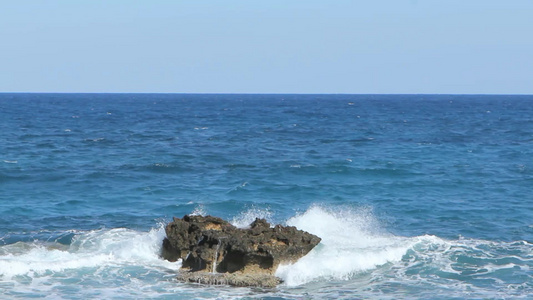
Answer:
xmin=1 ymin=0 xmax=532 ymax=94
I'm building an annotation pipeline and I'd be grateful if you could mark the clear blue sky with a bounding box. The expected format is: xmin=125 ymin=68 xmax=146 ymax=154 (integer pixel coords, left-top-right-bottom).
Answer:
xmin=1 ymin=0 xmax=532 ymax=94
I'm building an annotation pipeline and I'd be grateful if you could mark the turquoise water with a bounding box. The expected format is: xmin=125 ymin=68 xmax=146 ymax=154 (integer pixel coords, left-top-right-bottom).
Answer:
xmin=1 ymin=94 xmax=532 ymax=299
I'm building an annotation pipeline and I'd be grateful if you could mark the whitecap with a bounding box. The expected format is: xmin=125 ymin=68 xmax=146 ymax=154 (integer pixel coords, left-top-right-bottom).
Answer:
xmin=276 ymin=205 xmax=413 ymax=286
xmin=0 ymin=225 xmax=180 ymax=279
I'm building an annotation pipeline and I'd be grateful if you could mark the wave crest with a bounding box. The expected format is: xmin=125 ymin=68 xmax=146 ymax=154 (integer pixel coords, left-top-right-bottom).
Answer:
xmin=276 ymin=205 xmax=413 ymax=285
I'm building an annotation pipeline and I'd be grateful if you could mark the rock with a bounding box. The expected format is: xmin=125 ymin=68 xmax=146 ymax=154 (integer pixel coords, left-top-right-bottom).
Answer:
xmin=176 ymin=271 xmax=282 ymax=288
xmin=161 ymin=215 xmax=321 ymax=286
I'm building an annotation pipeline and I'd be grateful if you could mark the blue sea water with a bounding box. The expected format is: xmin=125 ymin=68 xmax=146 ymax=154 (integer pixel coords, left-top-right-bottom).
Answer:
xmin=0 ymin=93 xmax=532 ymax=299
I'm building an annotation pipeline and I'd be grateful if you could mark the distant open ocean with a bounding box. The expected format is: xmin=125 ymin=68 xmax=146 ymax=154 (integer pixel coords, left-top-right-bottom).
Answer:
xmin=1 ymin=93 xmax=532 ymax=299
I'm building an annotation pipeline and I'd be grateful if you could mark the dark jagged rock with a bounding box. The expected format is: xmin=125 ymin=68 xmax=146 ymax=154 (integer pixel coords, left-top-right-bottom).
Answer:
xmin=161 ymin=215 xmax=321 ymax=287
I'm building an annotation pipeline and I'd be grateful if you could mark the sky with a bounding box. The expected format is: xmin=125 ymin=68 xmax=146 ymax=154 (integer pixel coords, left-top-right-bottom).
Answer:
xmin=1 ymin=0 xmax=532 ymax=94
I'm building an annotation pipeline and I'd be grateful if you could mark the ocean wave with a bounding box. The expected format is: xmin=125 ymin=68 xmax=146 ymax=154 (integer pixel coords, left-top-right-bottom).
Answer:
xmin=0 ymin=225 xmax=179 ymax=279
xmin=272 ymin=205 xmax=532 ymax=297
xmin=0 ymin=205 xmax=531 ymax=298
xmin=276 ymin=205 xmax=413 ymax=285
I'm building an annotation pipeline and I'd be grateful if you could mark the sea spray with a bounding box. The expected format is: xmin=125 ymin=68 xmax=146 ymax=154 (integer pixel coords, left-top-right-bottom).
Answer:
xmin=275 ymin=205 xmax=414 ymax=286
xmin=0 ymin=207 xmax=531 ymax=298
xmin=230 ymin=207 xmax=273 ymax=228
xmin=189 ymin=205 xmax=207 ymax=217
xmin=274 ymin=205 xmax=533 ymax=297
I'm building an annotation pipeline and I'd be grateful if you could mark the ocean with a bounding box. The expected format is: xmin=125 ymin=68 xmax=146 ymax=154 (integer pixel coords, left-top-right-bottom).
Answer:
xmin=0 ymin=93 xmax=532 ymax=299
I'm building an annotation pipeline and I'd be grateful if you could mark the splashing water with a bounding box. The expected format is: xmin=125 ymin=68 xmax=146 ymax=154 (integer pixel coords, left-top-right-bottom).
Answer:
xmin=212 ymin=239 xmax=222 ymax=273
xmin=0 ymin=206 xmax=531 ymax=299
xmin=276 ymin=205 xmax=414 ymax=285
xmin=274 ymin=205 xmax=533 ymax=298
xmin=0 ymin=225 xmax=183 ymax=298
xmin=230 ymin=207 xmax=273 ymax=228
xmin=189 ymin=205 xmax=207 ymax=217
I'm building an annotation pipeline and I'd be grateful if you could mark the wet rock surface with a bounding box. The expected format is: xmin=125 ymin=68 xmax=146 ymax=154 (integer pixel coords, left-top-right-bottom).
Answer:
xmin=161 ymin=215 xmax=321 ymax=287
xmin=176 ymin=271 xmax=282 ymax=288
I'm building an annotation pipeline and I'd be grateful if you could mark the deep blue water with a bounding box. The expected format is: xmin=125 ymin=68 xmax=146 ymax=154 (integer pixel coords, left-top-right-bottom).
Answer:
xmin=1 ymin=93 xmax=532 ymax=299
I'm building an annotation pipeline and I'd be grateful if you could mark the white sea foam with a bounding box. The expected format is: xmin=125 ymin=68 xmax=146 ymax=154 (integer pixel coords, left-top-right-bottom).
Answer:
xmin=1 ymin=207 xmax=531 ymax=298
xmin=0 ymin=225 xmax=180 ymax=279
xmin=275 ymin=205 xmax=415 ymax=286
xmin=276 ymin=205 xmax=533 ymax=294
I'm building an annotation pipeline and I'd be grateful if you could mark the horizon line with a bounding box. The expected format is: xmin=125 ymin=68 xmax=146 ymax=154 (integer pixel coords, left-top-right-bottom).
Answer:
xmin=1 ymin=92 xmax=533 ymax=96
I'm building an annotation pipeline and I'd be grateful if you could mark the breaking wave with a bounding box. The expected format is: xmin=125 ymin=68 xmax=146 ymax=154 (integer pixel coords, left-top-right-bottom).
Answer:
xmin=1 ymin=205 xmax=531 ymax=298
xmin=0 ymin=225 xmax=178 ymax=279
xmin=274 ymin=205 xmax=533 ymax=298
xmin=276 ymin=205 xmax=414 ymax=285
